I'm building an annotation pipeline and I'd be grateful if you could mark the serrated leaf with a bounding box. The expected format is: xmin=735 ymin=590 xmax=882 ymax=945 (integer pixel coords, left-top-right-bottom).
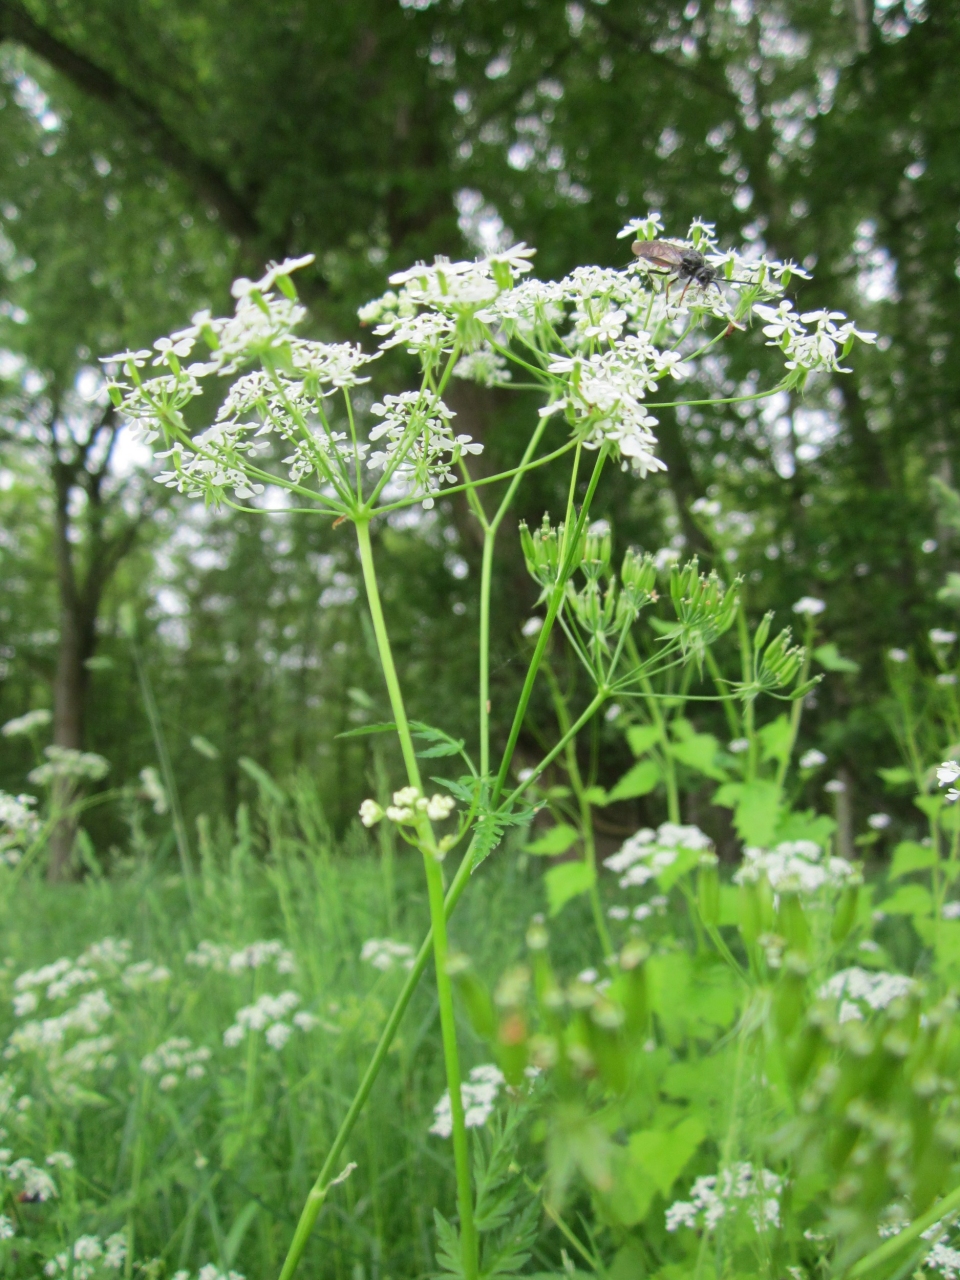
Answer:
xmin=759 ymin=714 xmax=793 ymax=765
xmin=525 ymin=823 xmax=579 ymax=856
xmin=416 ymin=740 xmax=464 ymax=758
xmin=545 ymin=860 xmax=595 ymax=915
xmin=669 ymin=731 xmax=727 ymax=781
xmin=335 ymin=722 xmax=397 ymax=739
xmin=433 ymin=1208 xmax=463 ymax=1279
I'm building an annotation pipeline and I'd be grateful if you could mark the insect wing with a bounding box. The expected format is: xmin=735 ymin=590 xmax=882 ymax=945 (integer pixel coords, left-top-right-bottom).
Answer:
xmin=631 ymin=240 xmax=686 ymax=270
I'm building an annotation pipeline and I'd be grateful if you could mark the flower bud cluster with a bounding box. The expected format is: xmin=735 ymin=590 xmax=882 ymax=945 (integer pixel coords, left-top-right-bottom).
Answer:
xmin=359 ymin=787 xmax=455 ymax=827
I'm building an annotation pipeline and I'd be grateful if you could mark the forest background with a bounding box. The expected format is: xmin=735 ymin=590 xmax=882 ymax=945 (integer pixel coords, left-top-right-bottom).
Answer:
xmin=0 ymin=0 xmax=956 ymax=867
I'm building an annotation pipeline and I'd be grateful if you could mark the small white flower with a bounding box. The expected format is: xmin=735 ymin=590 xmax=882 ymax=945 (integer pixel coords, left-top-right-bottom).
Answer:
xmin=938 ymin=674 xmax=958 ymax=686
xmin=824 ymin=779 xmax=846 ymax=794
xmin=361 ymin=939 xmax=415 ymax=972
xmin=728 ymin=738 xmax=749 ymax=754
xmin=521 ymin=616 xmax=544 ymax=637
xmin=799 ymin=748 xmax=827 ymax=769
xmin=930 ymin=629 xmax=957 ymax=646
xmin=425 ymin=794 xmax=455 ymax=822
xmin=938 ymin=761 xmax=960 ymax=787
xmin=792 ymin=596 xmax=826 ymax=616
xmin=266 ymin=1022 xmax=292 ymax=1050
xmin=430 ymin=1064 xmax=504 ymax=1138
xmin=888 ymin=648 xmax=909 ymax=663
xmin=868 ymin=813 xmax=891 ymax=830
xmin=359 ymin=799 xmax=383 ymax=827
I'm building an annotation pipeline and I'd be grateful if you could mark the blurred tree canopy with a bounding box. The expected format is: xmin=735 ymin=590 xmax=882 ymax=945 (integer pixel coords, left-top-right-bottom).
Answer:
xmin=0 ymin=0 xmax=958 ymax=850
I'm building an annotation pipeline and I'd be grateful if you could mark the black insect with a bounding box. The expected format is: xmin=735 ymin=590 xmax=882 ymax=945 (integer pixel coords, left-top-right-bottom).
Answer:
xmin=631 ymin=239 xmax=719 ymax=291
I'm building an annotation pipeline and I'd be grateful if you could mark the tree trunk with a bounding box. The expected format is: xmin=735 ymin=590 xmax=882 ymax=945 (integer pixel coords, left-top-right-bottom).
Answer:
xmin=46 ymin=594 xmax=93 ymax=881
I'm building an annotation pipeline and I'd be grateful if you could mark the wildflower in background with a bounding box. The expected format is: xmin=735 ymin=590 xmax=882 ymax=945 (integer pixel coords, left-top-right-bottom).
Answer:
xmin=888 ymin=648 xmax=909 ymax=662
xmin=379 ymin=786 xmax=455 ymax=825
xmin=729 ymin=738 xmax=749 ymax=754
xmin=0 ymin=791 xmax=41 ymax=865
xmin=605 ymin=823 xmax=713 ymax=887
xmin=222 ymin=991 xmax=302 ymax=1047
xmin=735 ymin=840 xmax=860 ymax=895
xmin=141 ymin=1037 xmax=211 ymax=1086
xmin=799 ymin=748 xmax=827 ymax=769
xmin=1 ymin=709 xmax=51 ymax=738
xmin=792 ymin=597 xmax=826 ymax=616
xmin=666 ymin=1163 xmax=783 ymax=1234
xmin=186 ymin=939 xmax=295 ymax=974
xmin=817 ymin=967 xmax=914 ymax=1014
xmin=521 ymin=615 xmax=544 ymax=637
xmin=0 ymin=1215 xmax=14 ymax=1240
xmin=824 ymin=779 xmax=846 ymax=793
xmin=930 ymin=629 xmax=957 ymax=646
xmin=28 ymin=746 xmax=109 ymax=786
xmin=430 ymin=1064 xmax=504 ymax=1138
xmin=138 ymin=767 xmax=168 ymax=815
xmin=868 ymin=813 xmax=891 ymax=830
xmin=360 ymin=939 xmax=415 ymax=971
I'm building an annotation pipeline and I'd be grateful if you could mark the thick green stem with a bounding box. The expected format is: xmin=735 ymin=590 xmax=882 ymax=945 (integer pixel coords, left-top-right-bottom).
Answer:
xmin=354 ymin=518 xmax=478 ymax=1280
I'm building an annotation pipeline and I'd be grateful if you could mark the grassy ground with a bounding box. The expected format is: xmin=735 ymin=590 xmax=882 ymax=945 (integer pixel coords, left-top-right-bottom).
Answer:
xmin=0 ymin=782 xmax=592 ymax=1280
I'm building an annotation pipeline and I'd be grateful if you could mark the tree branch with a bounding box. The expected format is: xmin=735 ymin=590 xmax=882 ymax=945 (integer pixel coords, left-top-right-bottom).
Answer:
xmin=0 ymin=0 xmax=262 ymax=244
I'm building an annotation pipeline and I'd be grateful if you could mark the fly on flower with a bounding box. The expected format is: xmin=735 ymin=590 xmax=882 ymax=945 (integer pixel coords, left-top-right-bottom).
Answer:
xmin=631 ymin=240 xmax=719 ymax=290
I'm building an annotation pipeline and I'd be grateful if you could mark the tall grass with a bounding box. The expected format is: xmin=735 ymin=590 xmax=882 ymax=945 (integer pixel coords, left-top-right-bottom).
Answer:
xmin=0 ymin=776 xmax=570 ymax=1280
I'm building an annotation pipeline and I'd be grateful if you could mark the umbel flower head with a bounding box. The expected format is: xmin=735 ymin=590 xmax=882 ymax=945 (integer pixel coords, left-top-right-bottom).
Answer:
xmin=102 ymin=219 xmax=875 ymax=519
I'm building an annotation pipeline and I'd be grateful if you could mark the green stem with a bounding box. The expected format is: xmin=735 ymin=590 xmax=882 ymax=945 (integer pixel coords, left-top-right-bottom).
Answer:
xmin=354 ymin=518 xmax=478 ymax=1280
xmin=846 ymin=1181 xmax=960 ymax=1278
xmin=277 ymin=847 xmax=476 ymax=1280
xmin=492 ymin=445 xmax=609 ymax=805
xmin=544 ymin=663 xmax=613 ymax=958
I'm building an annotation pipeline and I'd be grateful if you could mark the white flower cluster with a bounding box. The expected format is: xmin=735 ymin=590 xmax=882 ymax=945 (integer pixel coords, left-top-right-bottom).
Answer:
xmin=0 ymin=791 xmax=41 ymax=866
xmin=141 ymin=1037 xmax=212 ymax=1090
xmin=104 ymin=219 xmax=874 ymax=516
xmin=360 ymin=938 xmax=416 ymax=972
xmin=27 ymin=746 xmax=109 ymax=786
xmin=359 ymin=787 xmax=455 ymax=827
xmin=222 ymin=991 xmax=317 ymax=1049
xmin=604 ymin=823 xmax=713 ymax=888
xmin=120 ymin=961 xmax=171 ymax=991
xmin=734 ymin=840 xmax=861 ymax=895
xmin=1 ymin=709 xmax=51 ymax=738
xmin=44 ymin=1234 xmax=126 ymax=1279
xmin=665 ymin=1163 xmax=783 ymax=1234
xmin=817 ymin=968 xmax=915 ymax=1023
xmin=367 ymin=392 xmax=482 ymax=509
xmin=172 ymin=1266 xmax=245 ymax=1280
xmin=2 ymin=1154 xmax=58 ymax=1202
xmin=429 ymin=1063 xmax=504 ymax=1139
xmin=754 ymin=302 xmax=876 ymax=377
xmin=185 ymin=939 xmax=296 ymax=975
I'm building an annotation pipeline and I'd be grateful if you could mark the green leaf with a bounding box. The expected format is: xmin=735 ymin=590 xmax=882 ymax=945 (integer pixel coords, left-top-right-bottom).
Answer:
xmin=889 ymin=840 xmax=937 ymax=880
xmin=335 ymin=721 xmax=397 ymax=739
xmin=224 ymin=1201 xmax=259 ymax=1267
xmin=759 ymin=714 xmax=793 ymax=765
xmin=525 ymin=824 xmax=579 ymax=856
xmin=626 ymin=723 xmax=662 ymax=757
xmin=582 ymin=785 xmax=607 ymax=804
xmin=604 ymin=759 xmax=662 ymax=803
xmin=629 ymin=1116 xmax=706 ymax=1197
xmin=878 ymin=884 xmax=933 ymax=917
xmin=731 ymin=779 xmax=782 ymax=846
xmin=416 ymin=740 xmax=464 ymax=758
xmin=814 ymin=643 xmax=859 ymax=673
xmin=545 ymin=860 xmax=595 ymax=916
xmin=669 ymin=729 xmax=727 ymax=780
xmin=878 ymin=766 xmax=915 ymax=790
